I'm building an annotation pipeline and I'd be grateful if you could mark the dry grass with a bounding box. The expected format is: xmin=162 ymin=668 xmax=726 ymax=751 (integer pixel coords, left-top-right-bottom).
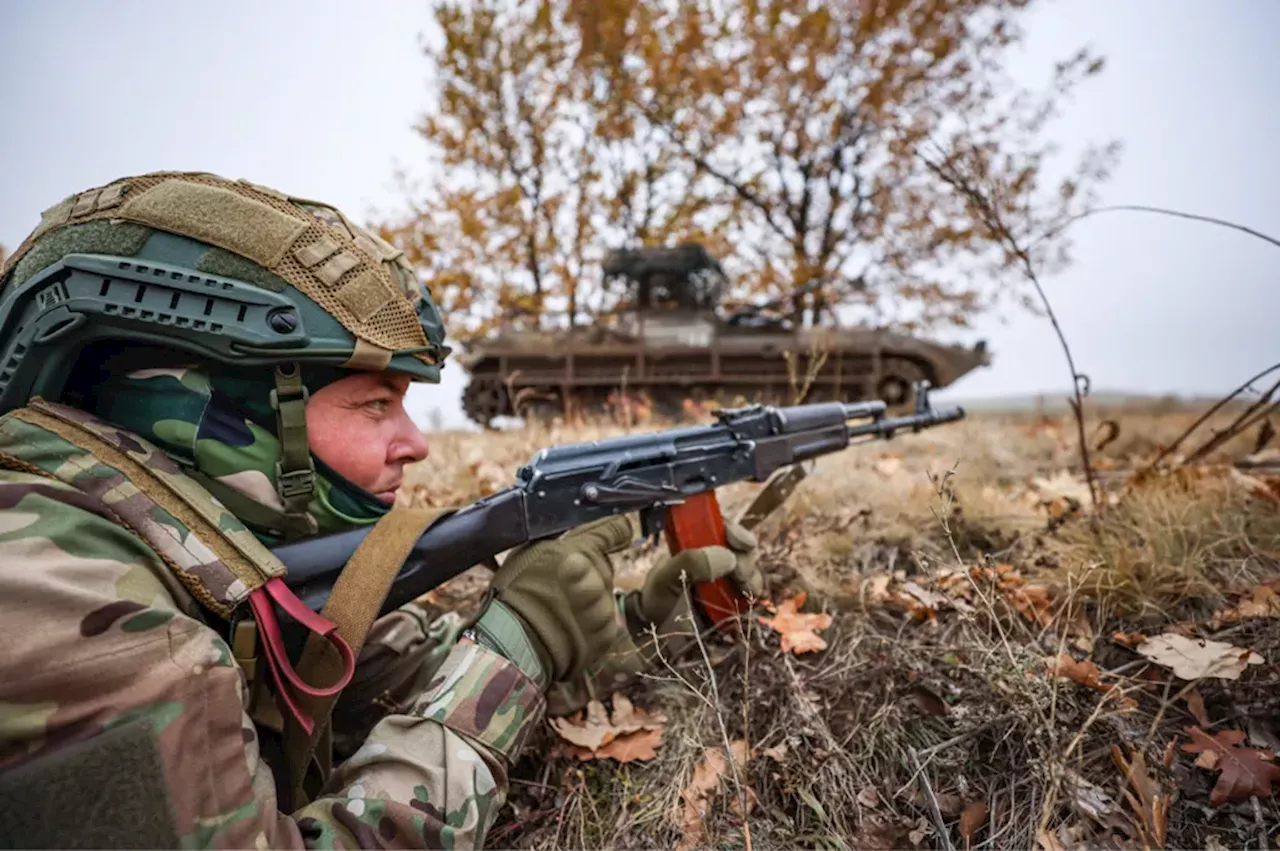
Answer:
xmin=399 ymin=403 xmax=1280 ymax=850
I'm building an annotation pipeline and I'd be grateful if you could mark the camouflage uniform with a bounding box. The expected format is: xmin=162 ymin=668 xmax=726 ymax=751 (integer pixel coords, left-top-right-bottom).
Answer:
xmin=0 ymin=171 xmax=758 ymax=850
xmin=0 ymin=172 xmax=547 ymax=849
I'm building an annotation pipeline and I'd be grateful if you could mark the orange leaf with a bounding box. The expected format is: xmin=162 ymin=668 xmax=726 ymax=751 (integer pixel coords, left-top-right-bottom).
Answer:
xmin=548 ymin=693 xmax=666 ymax=763
xmin=1110 ymin=744 xmax=1168 ymax=847
xmin=1184 ymin=687 xmax=1210 ymax=727
xmin=676 ymin=744 xmax=738 ymax=851
xmin=1046 ymin=653 xmax=1104 ymax=690
xmin=757 ymin=592 xmax=833 ymax=654
xmin=594 ymin=727 xmax=663 ymax=762
xmin=1180 ymin=726 xmax=1280 ymax=806
xmin=958 ymin=801 xmax=988 ymax=843
xmin=1112 ymin=631 xmax=1147 ymax=649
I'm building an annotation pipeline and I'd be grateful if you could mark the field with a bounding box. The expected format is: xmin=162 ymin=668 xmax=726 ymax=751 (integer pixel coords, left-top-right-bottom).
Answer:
xmin=401 ymin=402 xmax=1280 ymax=850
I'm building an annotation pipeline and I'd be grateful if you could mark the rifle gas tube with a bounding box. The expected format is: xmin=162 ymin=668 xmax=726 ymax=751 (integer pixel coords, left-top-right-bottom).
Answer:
xmin=273 ymin=382 xmax=964 ymax=637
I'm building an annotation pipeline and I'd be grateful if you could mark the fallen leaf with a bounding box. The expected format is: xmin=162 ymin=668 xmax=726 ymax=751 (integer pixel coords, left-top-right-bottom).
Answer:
xmin=676 ymin=747 xmax=727 ymax=851
xmin=907 ymin=684 xmax=950 ymax=716
xmin=1184 ymin=688 xmax=1211 ymax=727
xmin=1112 ymin=631 xmax=1147 ymax=648
xmin=1229 ymin=468 xmax=1280 ymax=501
xmin=1002 ymin=582 xmax=1056 ymax=628
xmin=1238 ymin=584 xmax=1280 ymax=617
xmin=549 ymin=693 xmax=667 ymax=763
xmin=1180 ymin=726 xmax=1280 ymax=806
xmin=607 ymin=692 xmax=661 ymax=730
xmin=852 ymin=816 xmax=913 ymax=851
xmin=676 ymin=741 xmax=752 ymax=851
xmin=863 ymin=573 xmax=895 ymax=603
xmin=758 ymin=592 xmax=833 ymax=654
xmin=726 ymin=785 xmax=758 ymax=818
xmin=760 ymin=743 xmax=788 ymax=762
xmin=1211 ymin=583 xmax=1280 ymax=625
xmin=550 ymin=699 xmax=618 ymax=751
xmin=1135 ymin=634 xmax=1265 ymax=680
xmin=1029 ymin=470 xmax=1094 ymax=516
xmin=857 ymin=786 xmax=881 ymax=808
xmin=594 ymin=727 xmax=663 ymax=763
xmin=908 ymin=817 xmax=931 ymax=847
xmin=1063 ymin=768 xmax=1128 ymax=835
xmin=958 ymin=801 xmax=988 ymax=843
xmin=935 ymin=792 xmax=964 ymax=817
xmin=1046 ymin=653 xmax=1104 ymax=690
xmin=1111 ymin=744 xmax=1168 ymax=848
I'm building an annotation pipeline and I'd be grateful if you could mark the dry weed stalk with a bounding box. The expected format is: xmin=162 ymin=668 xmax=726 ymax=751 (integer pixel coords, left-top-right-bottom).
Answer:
xmin=681 ymin=573 xmax=754 ymax=851
xmin=783 ymin=330 xmax=831 ymax=406
xmin=1179 ymin=371 xmax=1278 ymax=466
xmin=922 ymin=151 xmax=1100 ymax=514
xmin=1142 ymin=362 xmax=1280 ymax=471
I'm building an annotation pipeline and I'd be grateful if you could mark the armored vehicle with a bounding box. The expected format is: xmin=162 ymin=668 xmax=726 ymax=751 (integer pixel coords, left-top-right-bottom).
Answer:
xmin=456 ymin=242 xmax=991 ymax=427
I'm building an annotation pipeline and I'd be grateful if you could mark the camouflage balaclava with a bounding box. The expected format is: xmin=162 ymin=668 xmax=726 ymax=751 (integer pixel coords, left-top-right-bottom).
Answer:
xmin=91 ymin=364 xmax=390 ymax=543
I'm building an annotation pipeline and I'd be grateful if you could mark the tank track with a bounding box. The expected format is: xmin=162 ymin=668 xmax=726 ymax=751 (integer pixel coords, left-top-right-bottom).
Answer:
xmin=461 ymin=356 xmax=928 ymax=428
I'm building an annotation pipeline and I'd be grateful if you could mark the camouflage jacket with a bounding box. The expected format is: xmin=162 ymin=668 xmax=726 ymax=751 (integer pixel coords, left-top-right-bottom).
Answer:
xmin=0 ymin=403 xmax=544 ymax=850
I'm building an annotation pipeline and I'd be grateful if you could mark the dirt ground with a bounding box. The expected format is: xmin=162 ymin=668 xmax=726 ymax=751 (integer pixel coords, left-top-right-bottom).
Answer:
xmin=401 ymin=401 xmax=1280 ymax=850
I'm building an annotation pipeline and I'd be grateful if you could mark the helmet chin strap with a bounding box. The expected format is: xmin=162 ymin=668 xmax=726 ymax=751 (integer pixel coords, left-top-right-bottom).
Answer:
xmin=269 ymin=363 xmax=319 ymax=539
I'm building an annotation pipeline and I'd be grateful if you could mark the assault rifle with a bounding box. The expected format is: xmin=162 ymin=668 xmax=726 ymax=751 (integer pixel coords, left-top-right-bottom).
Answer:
xmin=272 ymin=382 xmax=964 ymax=631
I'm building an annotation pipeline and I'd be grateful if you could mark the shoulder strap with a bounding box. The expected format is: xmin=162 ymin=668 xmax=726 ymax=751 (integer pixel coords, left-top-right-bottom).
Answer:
xmin=282 ymin=506 xmax=446 ymax=809
xmin=3 ymin=400 xmax=358 ymax=740
xmin=15 ymin=400 xmax=283 ymax=617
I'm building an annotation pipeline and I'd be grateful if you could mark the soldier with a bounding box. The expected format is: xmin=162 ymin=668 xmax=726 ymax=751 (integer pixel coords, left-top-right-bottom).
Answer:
xmin=0 ymin=171 xmax=760 ymax=850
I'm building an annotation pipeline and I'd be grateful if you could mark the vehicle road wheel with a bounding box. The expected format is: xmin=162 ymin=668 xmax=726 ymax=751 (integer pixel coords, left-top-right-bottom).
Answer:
xmin=463 ymin=379 xmax=508 ymax=429
xmin=877 ymin=375 xmax=912 ymax=407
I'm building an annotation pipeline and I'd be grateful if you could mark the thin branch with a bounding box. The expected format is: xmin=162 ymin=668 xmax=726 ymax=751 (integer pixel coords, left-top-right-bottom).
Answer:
xmin=632 ymin=101 xmax=796 ymax=244
xmin=1182 ymin=391 xmax=1279 ymax=466
xmin=922 ymin=152 xmax=1100 ymax=510
xmin=1036 ymin=204 xmax=1280 ymax=253
xmin=1140 ymin=362 xmax=1280 ymax=471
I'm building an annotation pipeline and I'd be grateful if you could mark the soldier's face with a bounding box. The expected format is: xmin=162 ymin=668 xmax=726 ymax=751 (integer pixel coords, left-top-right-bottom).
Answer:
xmin=304 ymin=371 xmax=429 ymax=503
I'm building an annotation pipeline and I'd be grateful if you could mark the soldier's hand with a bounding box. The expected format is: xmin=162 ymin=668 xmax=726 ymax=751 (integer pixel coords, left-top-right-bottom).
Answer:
xmin=472 ymin=515 xmax=631 ymax=686
xmin=629 ymin=518 xmax=762 ymax=630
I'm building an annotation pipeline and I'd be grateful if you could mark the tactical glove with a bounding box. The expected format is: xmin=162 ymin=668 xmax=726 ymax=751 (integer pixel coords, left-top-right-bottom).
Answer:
xmin=472 ymin=515 xmax=631 ymax=687
xmin=626 ymin=518 xmax=762 ymax=632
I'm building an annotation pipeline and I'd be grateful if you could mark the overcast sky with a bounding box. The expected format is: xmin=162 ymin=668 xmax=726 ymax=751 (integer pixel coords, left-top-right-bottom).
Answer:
xmin=2 ymin=0 xmax=1276 ymax=428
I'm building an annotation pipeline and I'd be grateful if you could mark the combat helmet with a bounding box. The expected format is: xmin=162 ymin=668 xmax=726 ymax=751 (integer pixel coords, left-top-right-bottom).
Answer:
xmin=0 ymin=171 xmax=450 ymax=537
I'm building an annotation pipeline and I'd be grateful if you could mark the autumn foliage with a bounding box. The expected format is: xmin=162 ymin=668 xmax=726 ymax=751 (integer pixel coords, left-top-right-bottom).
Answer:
xmin=382 ymin=0 xmax=1119 ymax=342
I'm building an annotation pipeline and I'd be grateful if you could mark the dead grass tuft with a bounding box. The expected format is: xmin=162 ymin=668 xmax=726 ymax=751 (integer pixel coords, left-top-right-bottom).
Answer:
xmin=399 ymin=405 xmax=1280 ymax=850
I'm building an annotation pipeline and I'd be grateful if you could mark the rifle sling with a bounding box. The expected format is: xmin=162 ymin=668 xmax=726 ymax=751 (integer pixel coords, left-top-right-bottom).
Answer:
xmin=281 ymin=505 xmax=445 ymax=809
